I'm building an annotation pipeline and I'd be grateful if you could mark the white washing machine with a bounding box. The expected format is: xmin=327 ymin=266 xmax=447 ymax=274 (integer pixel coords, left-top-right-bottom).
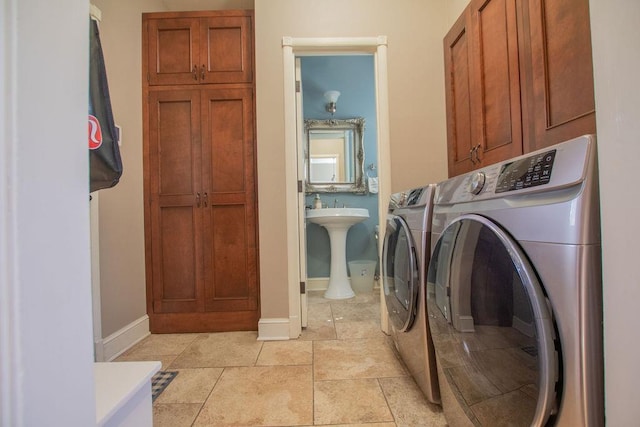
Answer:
xmin=426 ymin=135 xmax=603 ymax=426
xmin=382 ymin=185 xmax=440 ymax=404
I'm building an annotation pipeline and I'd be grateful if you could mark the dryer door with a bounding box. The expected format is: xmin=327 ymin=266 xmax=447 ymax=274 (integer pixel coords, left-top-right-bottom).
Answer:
xmin=426 ymin=214 xmax=558 ymax=427
xmin=382 ymin=214 xmax=419 ymax=332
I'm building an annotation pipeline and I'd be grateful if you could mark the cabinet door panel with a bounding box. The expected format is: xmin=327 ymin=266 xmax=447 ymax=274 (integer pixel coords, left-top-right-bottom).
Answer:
xmin=200 ymin=16 xmax=253 ymax=84
xmin=444 ymin=9 xmax=475 ymax=177
xmin=148 ymin=19 xmax=199 ymax=86
xmin=201 ymin=88 xmax=258 ymax=312
xmin=148 ymin=90 xmax=203 ymax=313
xmin=526 ymin=0 xmax=596 ymax=150
xmin=472 ymin=0 xmax=522 ymax=165
xmin=204 ymin=204 xmax=258 ymax=312
xmin=208 ymin=97 xmax=246 ymax=192
xmin=152 ymin=206 xmax=200 ymax=313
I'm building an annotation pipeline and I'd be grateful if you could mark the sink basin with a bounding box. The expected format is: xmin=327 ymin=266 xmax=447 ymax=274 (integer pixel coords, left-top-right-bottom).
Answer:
xmin=306 ymin=208 xmax=369 ymax=299
xmin=306 ymin=208 xmax=369 ymax=227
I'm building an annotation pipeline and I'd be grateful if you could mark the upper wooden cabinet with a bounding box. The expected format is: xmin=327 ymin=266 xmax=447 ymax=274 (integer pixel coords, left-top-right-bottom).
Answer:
xmin=444 ymin=0 xmax=596 ymax=177
xmin=521 ymin=0 xmax=596 ymax=152
xmin=444 ymin=0 xmax=523 ymax=177
xmin=145 ymin=11 xmax=253 ymax=85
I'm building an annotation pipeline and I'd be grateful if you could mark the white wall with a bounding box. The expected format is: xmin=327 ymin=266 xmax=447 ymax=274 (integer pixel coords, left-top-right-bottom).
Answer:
xmin=590 ymin=0 xmax=640 ymax=424
xmin=0 ymin=0 xmax=96 ymax=425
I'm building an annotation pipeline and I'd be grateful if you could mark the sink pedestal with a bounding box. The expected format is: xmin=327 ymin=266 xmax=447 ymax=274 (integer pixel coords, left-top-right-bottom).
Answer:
xmin=324 ymin=225 xmax=355 ymax=299
xmin=306 ymin=208 xmax=369 ymax=300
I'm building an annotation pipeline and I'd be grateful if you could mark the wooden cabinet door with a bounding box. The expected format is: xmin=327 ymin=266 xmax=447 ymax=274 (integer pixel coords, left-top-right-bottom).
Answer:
xmin=444 ymin=1 xmax=523 ymax=178
xmin=199 ymin=16 xmax=253 ymax=84
xmin=200 ymin=87 xmax=259 ymax=314
xmin=147 ymin=89 xmax=203 ymax=314
xmin=147 ymin=18 xmax=200 ymax=86
xmin=469 ymin=0 xmax=523 ymax=167
xmin=444 ymin=8 xmax=475 ymax=177
xmin=522 ymin=0 xmax=596 ymax=151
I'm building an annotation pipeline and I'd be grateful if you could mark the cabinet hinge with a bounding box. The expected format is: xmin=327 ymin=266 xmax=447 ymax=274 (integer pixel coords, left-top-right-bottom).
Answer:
xmin=295 ymin=80 xmax=301 ymax=93
xmin=300 ymin=281 xmax=306 ymax=294
xmin=297 ymin=180 xmax=303 ymax=193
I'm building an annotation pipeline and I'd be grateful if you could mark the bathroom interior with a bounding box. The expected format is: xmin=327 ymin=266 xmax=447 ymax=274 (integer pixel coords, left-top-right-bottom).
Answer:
xmin=300 ymin=55 xmax=381 ymax=298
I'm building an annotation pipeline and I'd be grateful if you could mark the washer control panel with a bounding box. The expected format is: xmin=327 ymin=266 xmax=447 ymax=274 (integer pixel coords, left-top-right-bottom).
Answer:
xmin=495 ymin=149 xmax=557 ymax=193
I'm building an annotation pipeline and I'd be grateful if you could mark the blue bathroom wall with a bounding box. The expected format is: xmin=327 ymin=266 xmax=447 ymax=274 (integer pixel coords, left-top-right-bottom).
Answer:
xmin=300 ymin=55 xmax=379 ymax=278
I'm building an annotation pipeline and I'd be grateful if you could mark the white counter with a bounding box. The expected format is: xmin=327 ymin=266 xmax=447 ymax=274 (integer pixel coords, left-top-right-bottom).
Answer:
xmin=94 ymin=361 xmax=161 ymax=427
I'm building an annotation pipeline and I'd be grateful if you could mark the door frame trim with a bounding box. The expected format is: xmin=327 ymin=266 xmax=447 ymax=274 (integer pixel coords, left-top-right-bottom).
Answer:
xmin=281 ymin=36 xmax=392 ymax=339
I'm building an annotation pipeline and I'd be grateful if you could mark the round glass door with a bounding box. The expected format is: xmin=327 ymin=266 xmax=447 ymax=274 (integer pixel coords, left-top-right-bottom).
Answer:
xmin=382 ymin=215 xmax=419 ymax=332
xmin=426 ymin=214 xmax=558 ymax=426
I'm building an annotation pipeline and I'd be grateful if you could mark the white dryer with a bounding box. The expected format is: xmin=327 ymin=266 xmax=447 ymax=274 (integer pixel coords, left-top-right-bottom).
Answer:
xmin=382 ymin=185 xmax=440 ymax=404
xmin=426 ymin=135 xmax=603 ymax=426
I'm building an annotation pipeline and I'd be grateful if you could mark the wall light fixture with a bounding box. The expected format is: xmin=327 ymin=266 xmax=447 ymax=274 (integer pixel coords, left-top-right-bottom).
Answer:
xmin=324 ymin=90 xmax=341 ymax=115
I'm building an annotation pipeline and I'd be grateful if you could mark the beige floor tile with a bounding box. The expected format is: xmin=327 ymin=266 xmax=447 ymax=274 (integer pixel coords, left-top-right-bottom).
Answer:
xmin=153 ymin=403 xmax=202 ymax=427
xmin=335 ymin=319 xmax=385 ymax=340
xmin=306 ymin=290 xmax=332 ymax=305
xmin=114 ymin=354 xmax=177 ymax=371
xmin=300 ymin=303 xmax=336 ymax=341
xmin=194 ymin=365 xmax=313 ymax=426
xmin=155 ymin=368 xmax=223 ymax=404
xmin=314 ymin=337 xmax=407 ymax=380
xmin=307 ymin=424 xmax=396 ymax=427
xmin=122 ymin=333 xmax=202 ymax=357
xmin=314 ymin=379 xmax=394 ymax=425
xmin=300 ymin=323 xmax=337 ymax=341
xmin=170 ymin=331 xmax=263 ymax=368
xmin=256 ymin=340 xmax=313 ymax=366
xmin=348 ymin=288 xmax=382 ymax=304
xmin=378 ymin=376 xmax=446 ymax=427
xmin=331 ymin=302 xmax=380 ymax=322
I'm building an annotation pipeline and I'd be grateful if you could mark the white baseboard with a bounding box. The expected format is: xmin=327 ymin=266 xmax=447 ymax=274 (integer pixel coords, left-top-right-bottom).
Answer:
xmin=96 ymin=315 xmax=150 ymax=362
xmin=257 ymin=318 xmax=290 ymax=341
xmin=307 ymin=277 xmax=329 ymax=291
xmin=307 ymin=277 xmax=381 ymax=291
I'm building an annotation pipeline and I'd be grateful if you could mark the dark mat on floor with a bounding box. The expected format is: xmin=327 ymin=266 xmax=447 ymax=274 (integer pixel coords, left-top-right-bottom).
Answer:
xmin=151 ymin=371 xmax=178 ymax=402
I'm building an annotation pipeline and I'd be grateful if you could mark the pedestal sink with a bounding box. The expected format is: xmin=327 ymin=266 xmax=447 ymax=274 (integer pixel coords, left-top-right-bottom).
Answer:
xmin=306 ymin=208 xmax=369 ymax=299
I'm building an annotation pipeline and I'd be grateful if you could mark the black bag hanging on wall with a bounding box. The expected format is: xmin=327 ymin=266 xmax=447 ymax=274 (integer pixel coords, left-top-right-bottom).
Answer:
xmin=89 ymin=18 xmax=122 ymax=192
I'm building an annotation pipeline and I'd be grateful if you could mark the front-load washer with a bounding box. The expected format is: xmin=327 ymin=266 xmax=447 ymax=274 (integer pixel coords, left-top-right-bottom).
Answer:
xmin=426 ymin=135 xmax=603 ymax=426
xmin=382 ymin=185 xmax=440 ymax=404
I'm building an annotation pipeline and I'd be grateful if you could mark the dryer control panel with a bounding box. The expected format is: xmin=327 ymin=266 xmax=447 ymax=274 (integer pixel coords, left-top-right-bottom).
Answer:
xmin=434 ymin=134 xmax=594 ymax=205
xmin=495 ymin=149 xmax=557 ymax=193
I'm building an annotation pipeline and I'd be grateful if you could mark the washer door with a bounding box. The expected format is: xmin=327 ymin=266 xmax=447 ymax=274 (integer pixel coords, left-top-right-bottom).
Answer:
xmin=382 ymin=214 xmax=419 ymax=332
xmin=426 ymin=214 xmax=558 ymax=426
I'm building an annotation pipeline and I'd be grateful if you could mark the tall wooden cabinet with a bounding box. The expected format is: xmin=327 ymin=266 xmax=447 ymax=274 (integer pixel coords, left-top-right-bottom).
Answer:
xmin=444 ymin=0 xmax=596 ymax=177
xmin=143 ymin=10 xmax=259 ymax=333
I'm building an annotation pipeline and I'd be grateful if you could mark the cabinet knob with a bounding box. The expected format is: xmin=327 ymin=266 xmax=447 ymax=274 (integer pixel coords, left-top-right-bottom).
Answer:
xmin=203 ymin=192 xmax=208 ymax=207
xmin=196 ymin=192 xmax=201 ymax=207
xmin=192 ymin=65 xmax=198 ymax=81
xmin=200 ymin=64 xmax=205 ymax=80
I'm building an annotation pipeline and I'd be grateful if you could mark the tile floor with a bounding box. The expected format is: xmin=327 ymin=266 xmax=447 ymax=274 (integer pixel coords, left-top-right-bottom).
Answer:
xmin=116 ymin=289 xmax=446 ymax=426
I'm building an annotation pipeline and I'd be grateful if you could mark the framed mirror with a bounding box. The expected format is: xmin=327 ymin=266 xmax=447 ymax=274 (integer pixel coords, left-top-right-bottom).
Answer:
xmin=305 ymin=117 xmax=366 ymax=193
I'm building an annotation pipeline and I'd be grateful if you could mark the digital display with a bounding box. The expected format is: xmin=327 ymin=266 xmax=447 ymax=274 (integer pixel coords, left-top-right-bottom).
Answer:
xmin=495 ymin=150 xmax=556 ymax=193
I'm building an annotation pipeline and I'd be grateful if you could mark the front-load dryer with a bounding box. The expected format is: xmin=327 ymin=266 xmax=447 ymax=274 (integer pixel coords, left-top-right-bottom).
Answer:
xmin=426 ymin=135 xmax=603 ymax=426
xmin=382 ymin=185 xmax=440 ymax=404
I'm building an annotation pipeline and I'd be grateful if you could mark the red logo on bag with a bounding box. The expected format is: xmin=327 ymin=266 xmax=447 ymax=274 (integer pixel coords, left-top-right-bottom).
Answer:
xmin=88 ymin=115 xmax=102 ymax=150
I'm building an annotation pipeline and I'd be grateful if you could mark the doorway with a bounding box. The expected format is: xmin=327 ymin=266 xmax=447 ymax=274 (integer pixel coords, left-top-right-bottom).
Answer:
xmin=282 ymin=37 xmax=392 ymax=339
